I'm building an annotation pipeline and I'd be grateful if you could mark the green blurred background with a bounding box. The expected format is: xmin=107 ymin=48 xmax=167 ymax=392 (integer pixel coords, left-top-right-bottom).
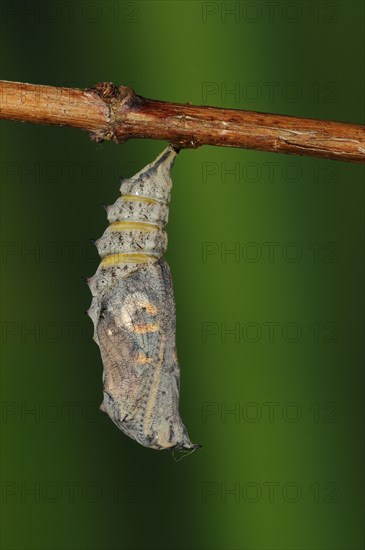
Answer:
xmin=1 ymin=1 xmax=364 ymax=549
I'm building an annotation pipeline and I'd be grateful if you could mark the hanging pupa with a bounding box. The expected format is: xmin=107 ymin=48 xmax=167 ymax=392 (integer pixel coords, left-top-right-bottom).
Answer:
xmin=86 ymin=146 xmax=199 ymax=451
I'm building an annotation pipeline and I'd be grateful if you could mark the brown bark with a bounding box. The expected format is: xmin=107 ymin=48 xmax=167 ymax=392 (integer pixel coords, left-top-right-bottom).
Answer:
xmin=1 ymin=80 xmax=364 ymax=163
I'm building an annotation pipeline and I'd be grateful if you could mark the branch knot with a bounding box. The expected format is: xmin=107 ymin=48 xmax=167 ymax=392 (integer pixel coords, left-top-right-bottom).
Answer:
xmin=90 ymin=81 xmax=136 ymax=143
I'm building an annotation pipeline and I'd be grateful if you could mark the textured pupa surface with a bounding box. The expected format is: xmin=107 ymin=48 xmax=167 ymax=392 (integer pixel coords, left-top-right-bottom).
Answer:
xmin=86 ymin=146 xmax=198 ymax=451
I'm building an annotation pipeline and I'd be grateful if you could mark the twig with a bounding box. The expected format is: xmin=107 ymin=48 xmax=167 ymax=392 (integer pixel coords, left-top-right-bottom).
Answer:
xmin=1 ymin=80 xmax=364 ymax=163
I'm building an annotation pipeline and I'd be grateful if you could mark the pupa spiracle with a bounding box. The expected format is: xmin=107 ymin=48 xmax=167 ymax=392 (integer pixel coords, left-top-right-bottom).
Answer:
xmin=86 ymin=146 xmax=199 ymax=451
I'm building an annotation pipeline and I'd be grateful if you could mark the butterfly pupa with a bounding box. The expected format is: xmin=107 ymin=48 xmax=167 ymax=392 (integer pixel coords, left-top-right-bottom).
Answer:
xmin=86 ymin=146 xmax=199 ymax=451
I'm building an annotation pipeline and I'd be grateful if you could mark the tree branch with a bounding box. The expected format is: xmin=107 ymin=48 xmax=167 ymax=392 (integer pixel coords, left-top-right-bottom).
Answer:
xmin=1 ymin=80 xmax=364 ymax=163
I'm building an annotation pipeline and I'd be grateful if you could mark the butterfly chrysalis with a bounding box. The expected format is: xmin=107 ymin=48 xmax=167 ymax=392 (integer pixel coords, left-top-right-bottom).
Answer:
xmin=86 ymin=146 xmax=199 ymax=451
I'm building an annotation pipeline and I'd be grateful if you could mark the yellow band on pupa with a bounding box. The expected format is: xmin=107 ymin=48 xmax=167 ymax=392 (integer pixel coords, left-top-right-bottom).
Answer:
xmin=119 ymin=194 xmax=159 ymax=205
xmin=101 ymin=253 xmax=158 ymax=266
xmin=108 ymin=221 xmax=160 ymax=232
